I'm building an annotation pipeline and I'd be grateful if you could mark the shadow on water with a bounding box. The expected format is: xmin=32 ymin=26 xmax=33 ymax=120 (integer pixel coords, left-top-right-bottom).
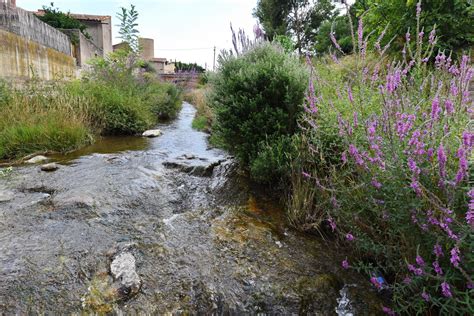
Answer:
xmin=48 ymin=136 xmax=150 ymax=164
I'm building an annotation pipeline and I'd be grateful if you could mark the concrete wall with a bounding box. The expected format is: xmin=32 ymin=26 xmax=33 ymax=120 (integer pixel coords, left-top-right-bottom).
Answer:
xmin=61 ymin=29 xmax=102 ymax=67
xmin=0 ymin=28 xmax=75 ymax=80
xmin=81 ymin=17 xmax=112 ymax=56
xmin=0 ymin=4 xmax=71 ymax=55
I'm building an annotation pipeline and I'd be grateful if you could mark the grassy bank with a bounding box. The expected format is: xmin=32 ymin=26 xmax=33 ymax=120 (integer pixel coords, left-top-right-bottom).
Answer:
xmin=184 ymin=88 xmax=214 ymax=133
xmin=0 ymin=70 xmax=181 ymax=160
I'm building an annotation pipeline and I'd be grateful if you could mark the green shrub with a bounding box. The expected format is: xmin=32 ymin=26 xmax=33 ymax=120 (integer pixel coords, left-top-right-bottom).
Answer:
xmin=142 ymin=81 xmax=182 ymax=119
xmin=210 ymin=43 xmax=308 ymax=175
xmin=250 ymin=135 xmax=294 ymax=185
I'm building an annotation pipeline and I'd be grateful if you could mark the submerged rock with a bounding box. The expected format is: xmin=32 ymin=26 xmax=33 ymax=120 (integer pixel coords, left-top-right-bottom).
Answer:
xmin=110 ymin=252 xmax=141 ymax=298
xmin=26 ymin=155 xmax=48 ymax=164
xmin=40 ymin=163 xmax=59 ymax=172
xmin=142 ymin=129 xmax=162 ymax=138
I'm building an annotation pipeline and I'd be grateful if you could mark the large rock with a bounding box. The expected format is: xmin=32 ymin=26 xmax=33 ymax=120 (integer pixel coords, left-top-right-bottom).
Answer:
xmin=110 ymin=252 xmax=141 ymax=298
xmin=26 ymin=155 xmax=48 ymax=164
xmin=40 ymin=163 xmax=59 ymax=172
xmin=142 ymin=129 xmax=162 ymax=138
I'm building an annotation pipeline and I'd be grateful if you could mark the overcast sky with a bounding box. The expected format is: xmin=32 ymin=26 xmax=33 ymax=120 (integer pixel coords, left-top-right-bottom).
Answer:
xmin=18 ymin=0 xmax=258 ymax=69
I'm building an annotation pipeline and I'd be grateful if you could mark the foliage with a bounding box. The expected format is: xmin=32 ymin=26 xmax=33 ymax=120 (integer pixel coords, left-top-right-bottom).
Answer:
xmin=175 ymin=61 xmax=205 ymax=73
xmin=314 ymin=15 xmax=353 ymax=55
xmin=273 ymin=34 xmax=296 ymax=53
xmin=294 ymin=4 xmax=474 ymax=313
xmin=184 ymin=88 xmax=214 ymax=132
xmin=352 ymin=0 xmax=474 ymax=56
xmin=0 ymin=83 xmax=93 ymax=159
xmin=253 ymin=0 xmax=336 ymax=54
xmin=116 ymin=4 xmax=140 ymax=53
xmin=209 ymin=43 xmax=308 ymax=180
xmin=36 ymin=3 xmax=91 ymax=40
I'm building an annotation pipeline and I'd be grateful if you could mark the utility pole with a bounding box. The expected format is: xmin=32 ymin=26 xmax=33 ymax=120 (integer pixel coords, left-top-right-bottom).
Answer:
xmin=213 ymin=46 xmax=216 ymax=72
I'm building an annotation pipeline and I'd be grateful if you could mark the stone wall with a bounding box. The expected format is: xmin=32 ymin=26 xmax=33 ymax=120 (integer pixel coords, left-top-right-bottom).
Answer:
xmin=0 ymin=29 xmax=75 ymax=80
xmin=0 ymin=3 xmax=71 ymax=55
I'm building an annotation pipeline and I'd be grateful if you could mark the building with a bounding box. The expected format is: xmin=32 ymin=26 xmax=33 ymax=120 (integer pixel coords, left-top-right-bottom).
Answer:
xmin=35 ymin=10 xmax=112 ymax=58
xmin=113 ymin=37 xmax=175 ymax=74
xmin=69 ymin=13 xmax=112 ymax=56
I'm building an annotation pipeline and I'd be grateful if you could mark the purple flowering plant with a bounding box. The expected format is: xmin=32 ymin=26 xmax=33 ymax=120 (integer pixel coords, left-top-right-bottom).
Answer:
xmin=296 ymin=1 xmax=473 ymax=313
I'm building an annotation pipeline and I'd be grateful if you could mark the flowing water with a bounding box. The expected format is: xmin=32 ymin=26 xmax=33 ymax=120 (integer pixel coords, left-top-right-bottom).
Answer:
xmin=0 ymin=103 xmax=383 ymax=314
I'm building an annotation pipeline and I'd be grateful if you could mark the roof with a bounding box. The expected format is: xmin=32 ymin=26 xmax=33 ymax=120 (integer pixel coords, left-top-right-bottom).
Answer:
xmin=151 ymin=58 xmax=167 ymax=63
xmin=35 ymin=10 xmax=111 ymax=22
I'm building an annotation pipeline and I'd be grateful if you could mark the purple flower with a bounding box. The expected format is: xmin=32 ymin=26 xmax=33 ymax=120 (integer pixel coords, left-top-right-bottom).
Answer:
xmin=429 ymin=28 xmax=436 ymax=44
xmin=302 ymin=171 xmax=311 ymax=178
xmin=450 ymin=80 xmax=459 ymax=96
xmin=444 ymin=99 xmax=454 ymax=114
xmin=403 ymin=277 xmax=412 ymax=284
xmin=328 ymin=217 xmax=336 ymax=232
xmin=330 ymin=32 xmax=343 ymax=53
xmin=348 ymin=86 xmax=354 ymax=103
xmin=416 ymin=1 xmax=422 ymax=17
xmin=431 ymin=97 xmax=441 ymax=121
xmin=371 ymin=178 xmax=382 ymax=189
xmin=433 ymin=260 xmax=443 ymax=275
xmin=342 ymin=259 xmax=349 ymax=269
xmin=346 ymin=233 xmax=355 ymax=241
xmin=437 ymin=144 xmax=447 ymax=179
xmin=441 ymin=282 xmax=452 ymax=298
xmin=462 ymin=131 xmax=473 ymax=150
xmin=450 ymin=247 xmax=461 ymax=268
xmin=416 ymin=255 xmax=425 ymax=267
xmin=455 ymin=148 xmax=468 ymax=184
xmin=382 ymin=306 xmax=395 ymax=315
xmin=421 ymin=292 xmax=430 ymax=302
xmin=434 ymin=244 xmax=444 ymax=257
xmin=467 ymin=189 xmax=474 ymax=226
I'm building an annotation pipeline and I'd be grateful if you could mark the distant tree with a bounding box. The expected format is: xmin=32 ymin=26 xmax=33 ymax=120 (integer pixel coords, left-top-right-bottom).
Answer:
xmin=314 ymin=15 xmax=353 ymax=55
xmin=36 ymin=2 xmax=91 ymax=40
xmin=253 ymin=0 xmax=336 ymax=55
xmin=116 ymin=5 xmax=140 ymax=54
xmin=352 ymin=0 xmax=474 ymax=55
xmin=175 ymin=61 xmax=205 ymax=73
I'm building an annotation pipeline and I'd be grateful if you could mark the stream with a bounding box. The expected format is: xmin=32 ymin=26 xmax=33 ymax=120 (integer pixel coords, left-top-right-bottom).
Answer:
xmin=0 ymin=103 xmax=382 ymax=314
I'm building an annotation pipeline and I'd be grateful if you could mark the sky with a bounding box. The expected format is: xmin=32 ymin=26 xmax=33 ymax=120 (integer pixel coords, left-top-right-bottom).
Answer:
xmin=18 ymin=0 xmax=258 ymax=69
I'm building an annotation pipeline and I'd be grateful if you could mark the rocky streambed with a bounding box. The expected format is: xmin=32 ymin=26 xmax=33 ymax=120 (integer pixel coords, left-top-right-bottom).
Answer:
xmin=0 ymin=103 xmax=383 ymax=314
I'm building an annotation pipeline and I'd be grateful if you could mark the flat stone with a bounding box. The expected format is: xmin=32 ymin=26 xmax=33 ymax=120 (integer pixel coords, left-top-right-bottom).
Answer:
xmin=0 ymin=190 xmax=14 ymax=202
xmin=142 ymin=129 xmax=162 ymax=138
xmin=26 ymin=155 xmax=48 ymax=164
xmin=110 ymin=252 xmax=141 ymax=297
xmin=40 ymin=163 xmax=59 ymax=172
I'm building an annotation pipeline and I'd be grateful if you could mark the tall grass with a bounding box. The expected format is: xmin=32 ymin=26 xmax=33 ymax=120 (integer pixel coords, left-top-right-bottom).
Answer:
xmin=0 ymin=55 xmax=182 ymax=160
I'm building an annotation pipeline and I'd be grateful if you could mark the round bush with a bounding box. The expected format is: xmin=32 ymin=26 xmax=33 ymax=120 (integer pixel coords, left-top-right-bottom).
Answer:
xmin=210 ymin=43 xmax=308 ymax=172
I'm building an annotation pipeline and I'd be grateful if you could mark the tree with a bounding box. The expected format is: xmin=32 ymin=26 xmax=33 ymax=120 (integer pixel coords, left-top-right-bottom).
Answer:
xmin=116 ymin=5 xmax=140 ymax=54
xmin=254 ymin=0 xmax=336 ymax=55
xmin=36 ymin=2 xmax=91 ymax=40
xmin=314 ymin=15 xmax=353 ymax=55
xmin=352 ymin=0 xmax=474 ymax=55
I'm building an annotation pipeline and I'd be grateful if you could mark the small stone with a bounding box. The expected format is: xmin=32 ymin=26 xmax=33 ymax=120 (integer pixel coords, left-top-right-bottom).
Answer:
xmin=110 ymin=252 xmax=141 ymax=297
xmin=26 ymin=155 xmax=48 ymax=164
xmin=40 ymin=163 xmax=59 ymax=172
xmin=142 ymin=129 xmax=162 ymax=138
